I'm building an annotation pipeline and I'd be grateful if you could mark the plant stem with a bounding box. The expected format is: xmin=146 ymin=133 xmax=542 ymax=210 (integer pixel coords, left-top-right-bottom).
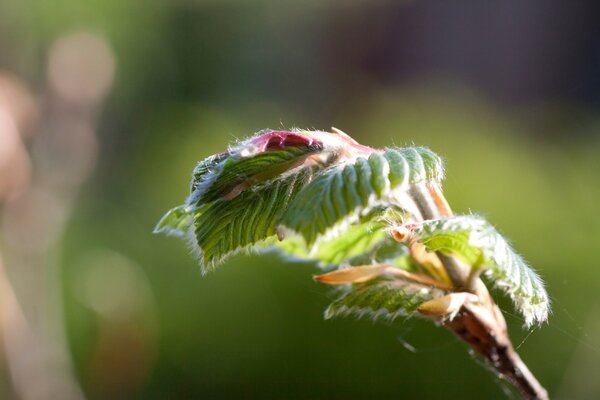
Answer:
xmin=444 ymin=306 xmax=548 ymax=400
xmin=409 ymin=183 xmax=470 ymax=286
xmin=409 ymin=182 xmax=548 ymax=399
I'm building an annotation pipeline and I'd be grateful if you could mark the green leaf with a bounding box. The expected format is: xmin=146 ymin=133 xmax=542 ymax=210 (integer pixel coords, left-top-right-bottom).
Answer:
xmin=394 ymin=146 xmax=445 ymax=183
xmin=421 ymin=231 xmax=483 ymax=266
xmin=153 ymin=205 xmax=195 ymax=237
xmin=325 ymin=278 xmax=446 ymax=321
xmin=189 ymin=153 xmax=229 ymax=194
xmin=275 ymin=220 xmax=390 ymax=267
xmin=412 ymin=216 xmax=550 ymax=327
xmin=280 ymin=147 xmax=444 ymax=246
xmin=344 ymin=238 xmax=413 ymax=270
xmin=193 ymin=168 xmax=315 ymax=271
xmin=190 ymin=144 xmax=323 ymax=205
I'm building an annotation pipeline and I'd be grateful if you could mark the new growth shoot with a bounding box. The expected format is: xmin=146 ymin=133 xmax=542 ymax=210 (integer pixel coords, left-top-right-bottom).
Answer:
xmin=155 ymin=129 xmax=550 ymax=399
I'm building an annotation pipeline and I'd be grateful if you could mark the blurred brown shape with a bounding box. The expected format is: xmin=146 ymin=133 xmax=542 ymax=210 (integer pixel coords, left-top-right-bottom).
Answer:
xmin=47 ymin=32 xmax=116 ymax=106
xmin=0 ymin=73 xmax=38 ymax=138
xmin=0 ymin=73 xmax=36 ymax=202
xmin=0 ymin=28 xmax=118 ymax=400
xmin=0 ymin=108 xmax=31 ymax=201
xmin=32 ymin=119 xmax=98 ymax=189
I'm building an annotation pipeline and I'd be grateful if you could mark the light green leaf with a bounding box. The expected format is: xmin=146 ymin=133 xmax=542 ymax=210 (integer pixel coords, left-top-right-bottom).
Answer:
xmin=153 ymin=205 xmax=195 ymax=237
xmin=325 ymin=278 xmax=446 ymax=321
xmin=412 ymin=216 xmax=550 ymax=327
xmin=421 ymin=231 xmax=483 ymax=266
xmin=344 ymin=238 xmax=413 ymax=269
xmin=275 ymin=220 xmax=389 ymax=267
xmin=280 ymin=147 xmax=444 ymax=246
xmin=193 ymin=168 xmax=315 ymax=271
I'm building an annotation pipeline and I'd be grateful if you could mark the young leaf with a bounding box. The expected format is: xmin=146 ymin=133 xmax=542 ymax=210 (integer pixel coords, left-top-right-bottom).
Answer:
xmin=153 ymin=204 xmax=195 ymax=237
xmin=187 ymin=129 xmax=380 ymax=206
xmin=274 ymin=220 xmax=390 ymax=267
xmin=190 ymin=142 xmax=323 ymax=205
xmin=155 ymin=129 xmax=551 ymax=399
xmin=157 ymin=129 xmax=382 ymax=269
xmin=189 ymin=153 xmax=229 ymax=195
xmin=193 ymin=167 xmax=315 ymax=271
xmin=324 ymin=277 xmax=447 ymax=321
xmin=279 ymin=147 xmax=444 ymax=246
xmin=411 ymin=216 xmax=550 ymax=327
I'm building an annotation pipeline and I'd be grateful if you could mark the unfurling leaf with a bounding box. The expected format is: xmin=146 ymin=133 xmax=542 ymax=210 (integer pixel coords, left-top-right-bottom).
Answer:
xmin=279 ymin=148 xmax=445 ymax=246
xmin=153 ymin=204 xmax=194 ymax=237
xmin=324 ymin=277 xmax=447 ymax=321
xmin=156 ymin=130 xmax=348 ymax=269
xmin=155 ymin=128 xmax=552 ymax=399
xmin=188 ymin=133 xmax=324 ymax=204
xmin=157 ymin=130 xmax=447 ymax=272
xmin=411 ymin=216 xmax=550 ymax=327
xmin=193 ymin=168 xmax=315 ymax=271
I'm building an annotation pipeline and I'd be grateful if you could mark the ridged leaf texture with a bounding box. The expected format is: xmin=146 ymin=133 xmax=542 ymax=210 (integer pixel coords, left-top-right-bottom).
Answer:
xmin=279 ymin=147 xmax=444 ymax=246
xmin=412 ymin=216 xmax=550 ymax=327
xmin=189 ymin=153 xmax=230 ymax=194
xmin=189 ymin=143 xmax=323 ymax=205
xmin=325 ymin=277 xmax=447 ymax=321
xmin=155 ymin=130 xmax=351 ymax=268
xmin=194 ymin=168 xmax=315 ymax=271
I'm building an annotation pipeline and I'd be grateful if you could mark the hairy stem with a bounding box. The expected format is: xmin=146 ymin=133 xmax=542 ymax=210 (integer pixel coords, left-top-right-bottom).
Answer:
xmin=409 ymin=182 xmax=548 ymax=399
xmin=409 ymin=183 xmax=469 ymax=287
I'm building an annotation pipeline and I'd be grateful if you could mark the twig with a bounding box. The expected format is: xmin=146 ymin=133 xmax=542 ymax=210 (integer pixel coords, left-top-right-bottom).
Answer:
xmin=444 ymin=305 xmax=548 ymax=400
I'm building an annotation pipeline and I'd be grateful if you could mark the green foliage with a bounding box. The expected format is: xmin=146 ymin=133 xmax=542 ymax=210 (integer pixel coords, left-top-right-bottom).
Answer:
xmin=275 ymin=220 xmax=389 ymax=267
xmin=280 ymin=148 xmax=444 ymax=246
xmin=189 ymin=153 xmax=229 ymax=194
xmin=189 ymin=144 xmax=322 ymax=205
xmin=153 ymin=204 xmax=194 ymax=237
xmin=155 ymin=129 xmax=549 ymax=329
xmin=194 ymin=168 xmax=315 ymax=270
xmin=412 ymin=216 xmax=549 ymax=326
xmin=325 ymin=277 xmax=446 ymax=320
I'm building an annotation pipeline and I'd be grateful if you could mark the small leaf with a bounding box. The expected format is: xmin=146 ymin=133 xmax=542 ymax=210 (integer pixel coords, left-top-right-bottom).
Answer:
xmin=153 ymin=205 xmax=195 ymax=237
xmin=193 ymin=168 xmax=315 ymax=271
xmin=275 ymin=220 xmax=390 ymax=267
xmin=394 ymin=147 xmax=445 ymax=183
xmin=314 ymin=265 xmax=388 ymax=284
xmin=324 ymin=278 xmax=447 ymax=321
xmin=280 ymin=147 xmax=444 ymax=245
xmin=189 ymin=153 xmax=229 ymax=195
xmin=190 ymin=144 xmax=323 ymax=205
xmin=420 ymin=231 xmax=483 ymax=266
xmin=412 ymin=216 xmax=550 ymax=327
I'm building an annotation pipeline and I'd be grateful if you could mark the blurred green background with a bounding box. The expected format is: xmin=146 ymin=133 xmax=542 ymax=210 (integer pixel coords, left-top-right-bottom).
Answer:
xmin=1 ymin=1 xmax=600 ymax=399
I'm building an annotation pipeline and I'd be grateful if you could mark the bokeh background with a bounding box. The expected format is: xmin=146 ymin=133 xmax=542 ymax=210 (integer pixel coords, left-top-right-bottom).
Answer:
xmin=1 ymin=1 xmax=600 ymax=399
